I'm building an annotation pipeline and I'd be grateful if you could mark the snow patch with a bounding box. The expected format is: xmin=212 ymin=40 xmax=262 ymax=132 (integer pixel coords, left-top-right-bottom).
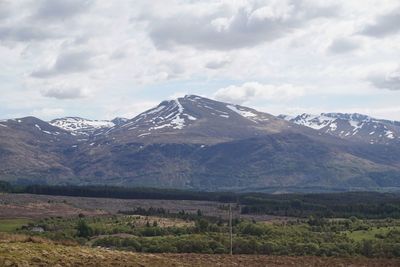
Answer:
xmin=385 ymin=130 xmax=395 ymax=139
xmin=227 ymin=104 xmax=257 ymax=118
xmin=138 ymin=132 xmax=151 ymax=137
xmin=50 ymin=117 xmax=114 ymax=134
xmin=329 ymin=122 xmax=337 ymax=131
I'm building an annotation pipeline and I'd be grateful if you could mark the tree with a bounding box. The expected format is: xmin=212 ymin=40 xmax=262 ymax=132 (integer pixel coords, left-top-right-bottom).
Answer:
xmin=197 ymin=209 xmax=203 ymax=217
xmin=360 ymin=240 xmax=374 ymax=257
xmin=76 ymin=220 xmax=92 ymax=238
xmin=195 ymin=219 xmax=209 ymax=232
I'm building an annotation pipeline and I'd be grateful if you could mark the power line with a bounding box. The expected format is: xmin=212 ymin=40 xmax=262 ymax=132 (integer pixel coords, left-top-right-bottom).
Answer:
xmin=229 ymin=203 xmax=233 ymax=255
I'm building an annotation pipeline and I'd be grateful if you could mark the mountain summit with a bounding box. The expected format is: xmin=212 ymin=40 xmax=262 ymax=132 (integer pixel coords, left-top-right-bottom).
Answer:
xmin=106 ymin=95 xmax=289 ymax=144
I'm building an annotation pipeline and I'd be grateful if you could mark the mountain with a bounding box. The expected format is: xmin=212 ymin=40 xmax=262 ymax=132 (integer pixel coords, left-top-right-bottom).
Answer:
xmin=0 ymin=96 xmax=400 ymax=191
xmin=279 ymin=113 xmax=400 ymax=145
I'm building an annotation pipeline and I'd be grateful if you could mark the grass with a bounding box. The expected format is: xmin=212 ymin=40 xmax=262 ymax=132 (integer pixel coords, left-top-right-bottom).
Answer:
xmin=0 ymin=219 xmax=31 ymax=233
xmin=345 ymin=226 xmax=400 ymax=242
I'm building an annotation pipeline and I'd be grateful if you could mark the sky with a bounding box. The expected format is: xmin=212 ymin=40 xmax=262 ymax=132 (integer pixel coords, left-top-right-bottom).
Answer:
xmin=0 ymin=0 xmax=400 ymax=121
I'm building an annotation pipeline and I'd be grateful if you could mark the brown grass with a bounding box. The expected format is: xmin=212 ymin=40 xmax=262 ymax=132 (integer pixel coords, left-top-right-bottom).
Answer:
xmin=0 ymin=193 xmax=288 ymax=222
xmin=0 ymin=234 xmax=399 ymax=267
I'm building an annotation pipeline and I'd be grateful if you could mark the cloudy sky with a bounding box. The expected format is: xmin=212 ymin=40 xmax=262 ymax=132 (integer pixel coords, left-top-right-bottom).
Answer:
xmin=1 ymin=0 xmax=400 ymax=121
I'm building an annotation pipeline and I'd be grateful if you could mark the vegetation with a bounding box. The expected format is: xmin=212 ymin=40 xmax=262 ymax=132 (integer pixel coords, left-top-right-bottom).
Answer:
xmin=2 ymin=183 xmax=400 ymax=260
xmin=4 ymin=208 xmax=399 ymax=258
xmin=0 ymin=219 xmax=32 ymax=233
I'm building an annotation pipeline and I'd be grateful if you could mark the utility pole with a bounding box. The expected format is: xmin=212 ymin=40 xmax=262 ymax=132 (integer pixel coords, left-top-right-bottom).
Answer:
xmin=229 ymin=203 xmax=233 ymax=255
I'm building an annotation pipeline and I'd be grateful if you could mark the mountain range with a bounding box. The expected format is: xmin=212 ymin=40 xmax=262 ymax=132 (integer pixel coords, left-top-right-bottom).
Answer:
xmin=0 ymin=95 xmax=399 ymax=192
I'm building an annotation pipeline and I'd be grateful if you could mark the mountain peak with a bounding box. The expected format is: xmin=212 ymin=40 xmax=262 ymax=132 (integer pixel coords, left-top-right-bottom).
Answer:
xmin=104 ymin=95 xmax=288 ymax=144
xmin=281 ymin=112 xmax=400 ymax=144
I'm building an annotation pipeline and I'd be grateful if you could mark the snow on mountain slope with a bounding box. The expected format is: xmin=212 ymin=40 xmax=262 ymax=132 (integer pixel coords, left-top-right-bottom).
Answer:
xmin=279 ymin=113 xmax=400 ymax=144
xmin=106 ymin=95 xmax=285 ymax=143
xmin=226 ymin=104 xmax=270 ymax=123
xmin=50 ymin=117 xmax=115 ymax=136
xmin=119 ymin=97 xmax=197 ymax=133
xmin=127 ymin=95 xmax=272 ymax=131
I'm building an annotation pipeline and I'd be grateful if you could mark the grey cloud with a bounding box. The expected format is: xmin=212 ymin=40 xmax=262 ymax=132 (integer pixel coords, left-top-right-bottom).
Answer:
xmin=33 ymin=0 xmax=93 ymax=21
xmin=41 ymin=87 xmax=87 ymax=99
xmin=145 ymin=1 xmax=339 ymax=50
xmin=0 ymin=0 xmax=93 ymax=44
xmin=328 ymin=38 xmax=360 ymax=54
xmin=369 ymin=69 xmax=400 ymax=90
xmin=0 ymin=1 xmax=11 ymax=21
xmin=360 ymin=9 xmax=400 ymax=38
xmin=32 ymin=50 xmax=95 ymax=78
xmin=205 ymin=59 xmax=230 ymax=69
xmin=0 ymin=25 xmax=58 ymax=42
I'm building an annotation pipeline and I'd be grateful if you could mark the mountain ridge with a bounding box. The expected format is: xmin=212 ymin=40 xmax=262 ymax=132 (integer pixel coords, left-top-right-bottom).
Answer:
xmin=0 ymin=95 xmax=399 ymax=191
xmin=279 ymin=112 xmax=400 ymax=145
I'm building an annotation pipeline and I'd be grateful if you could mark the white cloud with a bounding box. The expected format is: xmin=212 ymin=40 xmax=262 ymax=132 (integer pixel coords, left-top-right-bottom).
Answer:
xmin=104 ymin=101 xmax=159 ymax=120
xmin=31 ymin=107 xmax=65 ymax=119
xmin=213 ymin=82 xmax=305 ymax=104
xmin=0 ymin=0 xmax=399 ymax=120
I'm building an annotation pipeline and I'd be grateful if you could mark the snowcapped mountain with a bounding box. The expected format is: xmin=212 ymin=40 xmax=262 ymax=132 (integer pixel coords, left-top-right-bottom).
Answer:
xmin=2 ymin=96 xmax=400 ymax=191
xmin=50 ymin=117 xmax=116 ymax=136
xmin=107 ymin=95 xmax=286 ymax=144
xmin=279 ymin=113 xmax=400 ymax=144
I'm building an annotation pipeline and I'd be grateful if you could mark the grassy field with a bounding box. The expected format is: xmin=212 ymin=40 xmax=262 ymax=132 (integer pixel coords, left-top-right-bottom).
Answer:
xmin=346 ymin=226 xmax=400 ymax=241
xmin=0 ymin=219 xmax=32 ymax=233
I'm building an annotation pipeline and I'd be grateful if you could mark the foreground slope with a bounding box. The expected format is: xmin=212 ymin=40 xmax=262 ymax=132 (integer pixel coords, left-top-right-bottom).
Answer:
xmin=1 ymin=235 xmax=400 ymax=267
